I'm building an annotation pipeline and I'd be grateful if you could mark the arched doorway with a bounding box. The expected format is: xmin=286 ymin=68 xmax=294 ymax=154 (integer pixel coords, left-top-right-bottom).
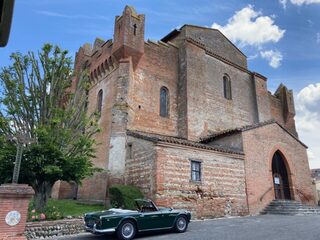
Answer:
xmin=272 ymin=151 xmax=292 ymax=200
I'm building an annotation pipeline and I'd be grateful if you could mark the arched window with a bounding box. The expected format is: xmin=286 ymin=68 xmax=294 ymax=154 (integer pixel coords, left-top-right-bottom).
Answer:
xmin=160 ymin=86 xmax=169 ymax=117
xmin=223 ymin=75 xmax=232 ymax=100
xmin=97 ymin=89 xmax=103 ymax=114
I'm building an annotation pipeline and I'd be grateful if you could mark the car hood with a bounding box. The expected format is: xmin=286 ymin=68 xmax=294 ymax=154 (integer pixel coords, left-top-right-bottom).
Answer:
xmin=85 ymin=208 xmax=138 ymax=218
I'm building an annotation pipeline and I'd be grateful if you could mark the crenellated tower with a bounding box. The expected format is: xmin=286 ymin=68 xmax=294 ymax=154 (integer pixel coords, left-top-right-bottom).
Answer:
xmin=111 ymin=6 xmax=145 ymax=68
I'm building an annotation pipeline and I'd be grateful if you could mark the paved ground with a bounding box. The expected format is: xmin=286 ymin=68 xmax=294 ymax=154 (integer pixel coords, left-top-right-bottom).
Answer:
xmin=58 ymin=215 xmax=320 ymax=240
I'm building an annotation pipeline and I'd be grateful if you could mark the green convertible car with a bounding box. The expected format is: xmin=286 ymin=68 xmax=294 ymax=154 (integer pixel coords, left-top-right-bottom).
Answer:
xmin=84 ymin=199 xmax=191 ymax=240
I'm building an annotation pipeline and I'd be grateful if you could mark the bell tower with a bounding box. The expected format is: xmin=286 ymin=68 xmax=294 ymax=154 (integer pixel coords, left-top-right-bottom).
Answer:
xmin=111 ymin=6 xmax=145 ymax=68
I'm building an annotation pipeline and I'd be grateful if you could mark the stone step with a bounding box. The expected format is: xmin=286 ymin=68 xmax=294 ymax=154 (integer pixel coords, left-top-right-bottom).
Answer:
xmin=261 ymin=200 xmax=320 ymax=216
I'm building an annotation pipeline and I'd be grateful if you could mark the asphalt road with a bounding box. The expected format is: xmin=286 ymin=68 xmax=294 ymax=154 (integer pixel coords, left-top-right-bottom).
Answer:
xmin=57 ymin=215 xmax=320 ymax=240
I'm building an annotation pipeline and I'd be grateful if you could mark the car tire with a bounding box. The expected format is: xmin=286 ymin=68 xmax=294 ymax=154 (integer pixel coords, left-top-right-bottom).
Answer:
xmin=174 ymin=215 xmax=188 ymax=233
xmin=116 ymin=220 xmax=136 ymax=240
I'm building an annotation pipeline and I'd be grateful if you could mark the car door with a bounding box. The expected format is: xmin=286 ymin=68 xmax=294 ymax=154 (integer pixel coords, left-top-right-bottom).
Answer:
xmin=158 ymin=210 xmax=179 ymax=228
xmin=137 ymin=211 xmax=163 ymax=231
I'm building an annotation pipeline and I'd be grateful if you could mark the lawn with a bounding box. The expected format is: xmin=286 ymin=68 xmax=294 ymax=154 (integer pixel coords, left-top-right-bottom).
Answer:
xmin=28 ymin=199 xmax=106 ymax=221
xmin=46 ymin=199 xmax=106 ymax=217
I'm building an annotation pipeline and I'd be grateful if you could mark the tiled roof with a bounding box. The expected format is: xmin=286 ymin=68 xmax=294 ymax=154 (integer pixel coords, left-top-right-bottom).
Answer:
xmin=127 ymin=130 xmax=244 ymax=155
xmin=200 ymin=120 xmax=307 ymax=148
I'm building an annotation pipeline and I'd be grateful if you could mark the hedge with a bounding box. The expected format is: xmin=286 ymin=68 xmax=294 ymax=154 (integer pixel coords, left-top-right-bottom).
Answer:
xmin=109 ymin=184 xmax=143 ymax=210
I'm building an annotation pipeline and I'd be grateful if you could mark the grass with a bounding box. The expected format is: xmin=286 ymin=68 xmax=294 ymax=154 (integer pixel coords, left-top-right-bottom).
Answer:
xmin=46 ymin=199 xmax=106 ymax=217
xmin=28 ymin=199 xmax=106 ymax=221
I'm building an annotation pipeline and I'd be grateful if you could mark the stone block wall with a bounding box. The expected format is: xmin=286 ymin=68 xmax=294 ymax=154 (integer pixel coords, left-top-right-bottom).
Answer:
xmin=25 ymin=219 xmax=83 ymax=239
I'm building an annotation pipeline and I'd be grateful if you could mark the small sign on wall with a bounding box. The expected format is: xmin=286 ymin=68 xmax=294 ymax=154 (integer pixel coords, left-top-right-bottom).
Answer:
xmin=274 ymin=177 xmax=280 ymax=185
xmin=5 ymin=211 xmax=21 ymax=226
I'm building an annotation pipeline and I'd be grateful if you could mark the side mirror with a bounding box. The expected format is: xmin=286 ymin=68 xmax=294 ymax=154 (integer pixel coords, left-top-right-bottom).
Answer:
xmin=0 ymin=0 xmax=15 ymax=47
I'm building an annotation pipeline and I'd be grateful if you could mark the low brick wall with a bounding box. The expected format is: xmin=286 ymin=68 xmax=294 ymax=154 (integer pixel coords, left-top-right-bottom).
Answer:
xmin=25 ymin=219 xmax=84 ymax=239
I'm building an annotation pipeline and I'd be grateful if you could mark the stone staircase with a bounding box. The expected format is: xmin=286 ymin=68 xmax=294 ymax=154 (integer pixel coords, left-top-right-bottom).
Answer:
xmin=261 ymin=200 xmax=320 ymax=215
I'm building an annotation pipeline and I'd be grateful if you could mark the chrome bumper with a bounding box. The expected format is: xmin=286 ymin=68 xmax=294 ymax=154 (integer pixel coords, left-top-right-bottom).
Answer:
xmin=85 ymin=223 xmax=116 ymax=234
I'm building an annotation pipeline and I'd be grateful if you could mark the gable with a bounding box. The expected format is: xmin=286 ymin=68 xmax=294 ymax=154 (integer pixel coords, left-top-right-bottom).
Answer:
xmin=162 ymin=25 xmax=247 ymax=69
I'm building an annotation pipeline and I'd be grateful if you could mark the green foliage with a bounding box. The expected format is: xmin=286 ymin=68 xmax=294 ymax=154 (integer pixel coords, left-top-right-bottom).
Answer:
xmin=0 ymin=44 xmax=101 ymax=211
xmin=109 ymin=185 xmax=144 ymax=210
xmin=28 ymin=199 xmax=105 ymax=221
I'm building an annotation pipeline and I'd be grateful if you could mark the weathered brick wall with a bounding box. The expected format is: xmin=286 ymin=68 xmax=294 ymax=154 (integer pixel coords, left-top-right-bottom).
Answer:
xmin=208 ymin=133 xmax=243 ymax=152
xmin=76 ymin=68 xmax=118 ymax=201
xmin=125 ymin=137 xmax=157 ymax=198
xmin=185 ymin=42 xmax=258 ymax=140
xmin=185 ymin=25 xmax=247 ymax=68
xmin=154 ymin=143 xmax=248 ymax=218
xmin=242 ymin=123 xmax=315 ymax=214
xmin=269 ymin=94 xmax=284 ymax=125
xmin=128 ymin=41 xmax=179 ymax=136
xmin=0 ymin=184 xmax=34 ymax=240
xmin=51 ymin=181 xmax=76 ymax=200
xmin=77 ymin=171 xmax=108 ymax=203
xmin=253 ymin=74 xmax=271 ymax=122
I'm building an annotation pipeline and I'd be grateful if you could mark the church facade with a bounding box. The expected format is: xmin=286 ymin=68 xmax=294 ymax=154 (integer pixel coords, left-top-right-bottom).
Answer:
xmin=52 ymin=6 xmax=315 ymax=218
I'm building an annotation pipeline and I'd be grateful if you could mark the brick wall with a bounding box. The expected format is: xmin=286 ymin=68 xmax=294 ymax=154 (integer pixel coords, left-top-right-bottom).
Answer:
xmin=76 ymin=171 xmax=108 ymax=203
xmin=0 ymin=184 xmax=34 ymax=240
xmin=242 ymin=123 xmax=315 ymax=214
xmin=185 ymin=42 xmax=258 ymax=140
xmin=253 ymin=74 xmax=271 ymax=122
xmin=128 ymin=41 xmax=179 ymax=137
xmin=184 ymin=25 xmax=247 ymax=69
xmin=125 ymin=137 xmax=157 ymax=197
xmin=51 ymin=181 xmax=77 ymax=200
xmin=153 ymin=143 xmax=248 ymax=218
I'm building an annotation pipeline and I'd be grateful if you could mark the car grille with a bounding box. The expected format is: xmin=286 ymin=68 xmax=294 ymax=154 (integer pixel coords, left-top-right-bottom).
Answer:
xmin=86 ymin=219 xmax=95 ymax=228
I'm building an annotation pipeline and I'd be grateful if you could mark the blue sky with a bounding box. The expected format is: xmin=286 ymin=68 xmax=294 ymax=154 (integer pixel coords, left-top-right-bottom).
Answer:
xmin=0 ymin=0 xmax=319 ymax=168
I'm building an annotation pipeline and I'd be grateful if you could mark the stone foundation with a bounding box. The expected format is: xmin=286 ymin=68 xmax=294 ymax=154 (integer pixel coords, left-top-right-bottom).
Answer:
xmin=25 ymin=219 xmax=84 ymax=239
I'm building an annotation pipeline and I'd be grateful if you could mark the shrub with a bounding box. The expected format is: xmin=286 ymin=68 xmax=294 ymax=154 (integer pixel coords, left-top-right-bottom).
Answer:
xmin=109 ymin=184 xmax=143 ymax=210
xmin=28 ymin=201 xmax=63 ymax=221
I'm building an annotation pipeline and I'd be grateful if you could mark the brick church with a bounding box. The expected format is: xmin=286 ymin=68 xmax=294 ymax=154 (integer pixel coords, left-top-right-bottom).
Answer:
xmin=52 ymin=6 xmax=315 ymax=218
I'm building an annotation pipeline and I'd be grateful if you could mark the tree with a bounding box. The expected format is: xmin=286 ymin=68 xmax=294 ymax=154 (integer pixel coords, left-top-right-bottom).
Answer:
xmin=0 ymin=44 xmax=100 ymax=211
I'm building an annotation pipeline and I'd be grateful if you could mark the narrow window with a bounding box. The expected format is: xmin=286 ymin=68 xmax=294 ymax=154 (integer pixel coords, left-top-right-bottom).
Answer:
xmin=223 ymin=75 xmax=232 ymax=100
xmin=191 ymin=161 xmax=201 ymax=182
xmin=160 ymin=87 xmax=169 ymax=117
xmin=108 ymin=57 xmax=113 ymax=69
xmin=97 ymin=89 xmax=103 ymax=114
xmin=133 ymin=24 xmax=137 ymax=36
xmin=126 ymin=143 xmax=133 ymax=159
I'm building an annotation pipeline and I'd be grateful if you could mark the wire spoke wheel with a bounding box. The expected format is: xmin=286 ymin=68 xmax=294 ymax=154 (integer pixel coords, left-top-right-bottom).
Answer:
xmin=175 ymin=216 xmax=188 ymax=233
xmin=117 ymin=220 xmax=136 ymax=240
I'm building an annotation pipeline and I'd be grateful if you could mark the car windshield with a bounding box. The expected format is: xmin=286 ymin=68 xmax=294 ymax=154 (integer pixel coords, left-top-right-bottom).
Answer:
xmin=135 ymin=199 xmax=158 ymax=212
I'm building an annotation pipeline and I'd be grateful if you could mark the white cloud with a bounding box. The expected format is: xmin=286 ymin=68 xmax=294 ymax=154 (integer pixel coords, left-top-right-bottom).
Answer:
xmin=279 ymin=0 xmax=288 ymax=9
xmin=247 ymin=54 xmax=259 ymax=60
xmin=280 ymin=0 xmax=320 ymax=7
xmin=290 ymin=0 xmax=320 ymax=5
xmin=260 ymin=50 xmax=283 ymax=68
xmin=317 ymin=33 xmax=320 ymax=44
xmin=212 ymin=5 xmax=285 ymax=47
xmin=36 ymin=10 xmax=109 ymax=21
xmin=297 ymin=83 xmax=320 ymax=115
xmin=295 ymin=83 xmax=320 ymax=169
